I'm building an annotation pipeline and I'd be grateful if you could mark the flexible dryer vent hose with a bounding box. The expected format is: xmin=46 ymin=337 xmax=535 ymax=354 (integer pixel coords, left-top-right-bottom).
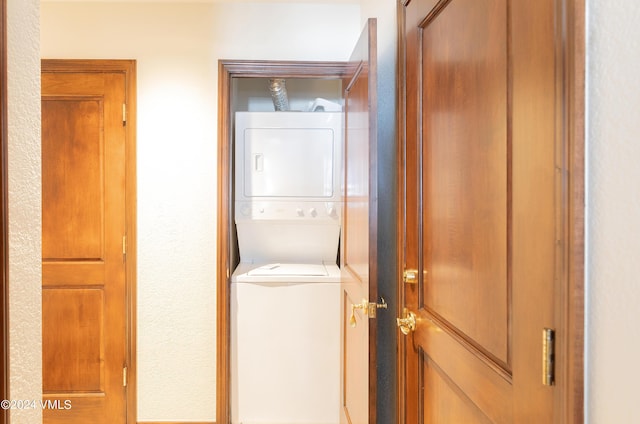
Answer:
xmin=268 ymin=78 xmax=289 ymax=111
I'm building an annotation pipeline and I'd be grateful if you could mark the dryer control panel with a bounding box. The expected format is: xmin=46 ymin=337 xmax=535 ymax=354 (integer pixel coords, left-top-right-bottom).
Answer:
xmin=235 ymin=201 xmax=340 ymax=222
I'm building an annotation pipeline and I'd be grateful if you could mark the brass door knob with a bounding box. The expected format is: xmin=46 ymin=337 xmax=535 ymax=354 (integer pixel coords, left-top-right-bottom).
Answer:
xmin=396 ymin=308 xmax=416 ymax=335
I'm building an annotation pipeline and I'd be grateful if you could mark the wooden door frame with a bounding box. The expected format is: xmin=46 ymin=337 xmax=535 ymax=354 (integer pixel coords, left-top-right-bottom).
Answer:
xmin=216 ymin=60 xmax=349 ymax=424
xmin=394 ymin=0 xmax=585 ymax=422
xmin=41 ymin=59 xmax=137 ymax=424
xmin=561 ymin=1 xmax=586 ymax=419
xmin=1 ymin=0 xmax=7 ymax=422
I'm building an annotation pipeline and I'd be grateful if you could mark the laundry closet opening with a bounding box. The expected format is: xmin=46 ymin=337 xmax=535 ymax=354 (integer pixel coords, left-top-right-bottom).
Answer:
xmin=216 ymin=60 xmax=351 ymax=424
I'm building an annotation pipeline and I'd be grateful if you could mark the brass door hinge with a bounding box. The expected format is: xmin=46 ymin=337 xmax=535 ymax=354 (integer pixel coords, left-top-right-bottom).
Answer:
xmin=122 ymin=235 xmax=127 ymax=262
xmin=123 ymin=366 xmax=128 ymax=387
xmin=122 ymin=103 xmax=127 ymax=126
xmin=542 ymin=328 xmax=555 ymax=386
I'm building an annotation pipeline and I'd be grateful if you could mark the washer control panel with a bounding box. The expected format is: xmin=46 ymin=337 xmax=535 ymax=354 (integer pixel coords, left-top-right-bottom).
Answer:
xmin=236 ymin=201 xmax=340 ymax=221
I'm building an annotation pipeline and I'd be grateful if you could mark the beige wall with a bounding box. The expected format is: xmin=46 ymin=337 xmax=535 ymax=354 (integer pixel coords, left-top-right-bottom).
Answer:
xmin=7 ymin=0 xmax=42 ymax=422
xmin=41 ymin=1 xmax=360 ymax=421
xmin=586 ymin=0 xmax=640 ymax=422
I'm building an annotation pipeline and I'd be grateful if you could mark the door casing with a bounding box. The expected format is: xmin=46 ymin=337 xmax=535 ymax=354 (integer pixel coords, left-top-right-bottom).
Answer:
xmin=216 ymin=60 xmax=349 ymax=424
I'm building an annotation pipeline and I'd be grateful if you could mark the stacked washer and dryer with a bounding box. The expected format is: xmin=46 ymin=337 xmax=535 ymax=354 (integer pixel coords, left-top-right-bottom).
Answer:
xmin=231 ymin=111 xmax=342 ymax=424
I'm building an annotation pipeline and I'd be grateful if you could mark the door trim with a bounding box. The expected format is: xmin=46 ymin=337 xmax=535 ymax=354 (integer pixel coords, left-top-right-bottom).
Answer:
xmin=562 ymin=0 xmax=586 ymax=420
xmin=216 ymin=60 xmax=349 ymax=424
xmin=395 ymin=4 xmax=406 ymax=424
xmin=41 ymin=59 xmax=137 ymax=424
xmin=395 ymin=0 xmax=585 ymax=422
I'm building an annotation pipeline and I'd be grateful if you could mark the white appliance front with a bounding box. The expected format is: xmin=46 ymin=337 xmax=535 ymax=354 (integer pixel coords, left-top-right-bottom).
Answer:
xmin=231 ymin=112 xmax=343 ymax=424
xmin=235 ymin=111 xmax=342 ymax=203
xmin=235 ymin=206 xmax=340 ymax=263
xmin=231 ymin=264 xmax=340 ymax=424
xmin=234 ymin=111 xmax=342 ymax=264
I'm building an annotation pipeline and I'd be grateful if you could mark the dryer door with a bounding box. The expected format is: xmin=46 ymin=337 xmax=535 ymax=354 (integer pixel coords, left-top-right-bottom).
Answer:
xmin=243 ymin=127 xmax=333 ymax=197
xmin=236 ymin=112 xmax=342 ymax=201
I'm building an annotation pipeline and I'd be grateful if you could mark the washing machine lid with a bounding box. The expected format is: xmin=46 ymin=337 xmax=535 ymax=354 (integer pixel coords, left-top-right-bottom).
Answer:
xmin=232 ymin=262 xmax=341 ymax=283
xmin=247 ymin=263 xmax=328 ymax=277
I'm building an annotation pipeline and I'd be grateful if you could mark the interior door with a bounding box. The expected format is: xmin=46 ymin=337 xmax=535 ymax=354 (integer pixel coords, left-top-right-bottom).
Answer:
xmin=340 ymin=18 xmax=378 ymax=424
xmin=42 ymin=65 xmax=129 ymax=424
xmin=400 ymin=0 xmax=561 ymax=422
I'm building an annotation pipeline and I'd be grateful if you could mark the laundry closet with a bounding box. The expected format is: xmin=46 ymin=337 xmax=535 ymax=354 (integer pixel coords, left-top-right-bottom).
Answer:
xmin=227 ymin=74 xmax=346 ymax=424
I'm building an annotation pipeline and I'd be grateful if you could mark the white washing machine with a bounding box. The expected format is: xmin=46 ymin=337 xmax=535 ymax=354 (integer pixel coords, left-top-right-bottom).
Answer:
xmin=231 ymin=263 xmax=340 ymax=424
xmin=231 ymin=112 xmax=342 ymax=424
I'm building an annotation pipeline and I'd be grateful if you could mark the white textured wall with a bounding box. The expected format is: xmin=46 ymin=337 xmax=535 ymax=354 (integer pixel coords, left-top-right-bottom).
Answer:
xmin=586 ymin=0 xmax=640 ymax=422
xmin=41 ymin=2 xmax=360 ymax=421
xmin=7 ymin=0 xmax=42 ymax=423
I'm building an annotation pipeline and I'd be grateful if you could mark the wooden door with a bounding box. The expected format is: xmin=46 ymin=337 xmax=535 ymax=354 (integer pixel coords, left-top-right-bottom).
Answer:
xmin=400 ymin=0 xmax=568 ymax=422
xmin=341 ymin=18 xmax=378 ymax=424
xmin=42 ymin=64 xmax=130 ymax=424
